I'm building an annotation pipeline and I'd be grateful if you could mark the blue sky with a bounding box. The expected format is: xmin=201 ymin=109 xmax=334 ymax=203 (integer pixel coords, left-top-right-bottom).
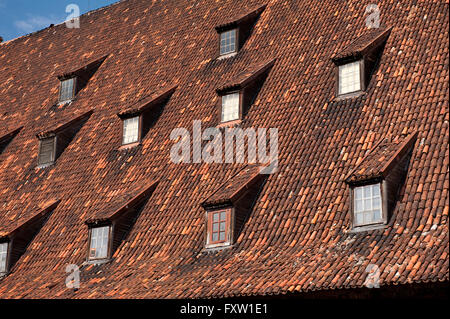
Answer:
xmin=0 ymin=0 xmax=119 ymax=41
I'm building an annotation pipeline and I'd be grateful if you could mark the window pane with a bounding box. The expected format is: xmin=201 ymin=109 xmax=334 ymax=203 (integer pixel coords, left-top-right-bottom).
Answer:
xmin=213 ymin=213 xmax=219 ymax=222
xmin=38 ymin=137 xmax=55 ymax=165
xmin=60 ymin=78 xmax=75 ymax=102
xmin=219 ymin=232 xmax=225 ymax=241
xmin=363 ymin=185 xmax=371 ymax=198
xmin=220 ymin=211 xmax=227 ymax=221
xmin=0 ymin=243 xmax=7 ymax=273
xmin=123 ymin=116 xmax=140 ymax=144
xmin=339 ymin=61 xmax=361 ymax=95
xmin=89 ymin=226 xmax=109 ymax=259
xmin=212 ymin=223 xmax=219 ymax=231
xmin=212 ymin=233 xmax=218 ymax=242
xmin=220 ymin=221 xmax=226 ymax=231
xmin=220 ymin=29 xmax=236 ymax=55
xmin=372 ymin=184 xmax=380 ymax=196
xmin=353 ymin=183 xmax=383 ymax=226
xmin=221 ymin=92 xmax=240 ymax=122
xmin=355 ymin=187 xmax=363 ymax=199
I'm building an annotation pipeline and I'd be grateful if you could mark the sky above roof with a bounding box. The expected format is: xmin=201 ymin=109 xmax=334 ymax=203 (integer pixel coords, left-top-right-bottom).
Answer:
xmin=0 ymin=0 xmax=118 ymax=41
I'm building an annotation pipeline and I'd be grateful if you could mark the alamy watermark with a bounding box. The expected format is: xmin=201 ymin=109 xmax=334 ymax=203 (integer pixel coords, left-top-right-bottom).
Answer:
xmin=65 ymin=264 xmax=80 ymax=289
xmin=65 ymin=4 xmax=80 ymax=29
xmin=365 ymin=4 xmax=381 ymax=29
xmin=170 ymin=121 xmax=279 ymax=174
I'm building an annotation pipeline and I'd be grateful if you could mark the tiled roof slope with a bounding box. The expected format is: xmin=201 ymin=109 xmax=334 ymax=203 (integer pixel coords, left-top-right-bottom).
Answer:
xmin=0 ymin=0 xmax=448 ymax=298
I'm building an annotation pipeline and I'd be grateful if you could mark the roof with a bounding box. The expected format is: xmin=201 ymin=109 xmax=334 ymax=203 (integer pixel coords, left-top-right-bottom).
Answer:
xmin=0 ymin=0 xmax=448 ymax=298
xmin=345 ymin=131 xmax=418 ymax=184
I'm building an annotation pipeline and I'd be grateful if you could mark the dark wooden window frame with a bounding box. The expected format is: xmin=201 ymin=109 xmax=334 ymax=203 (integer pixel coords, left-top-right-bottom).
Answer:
xmin=218 ymin=90 xmax=243 ymax=126
xmin=59 ymin=77 xmax=77 ymax=103
xmin=349 ymin=180 xmax=388 ymax=232
xmin=218 ymin=27 xmax=239 ymax=58
xmin=205 ymin=207 xmax=233 ymax=249
xmin=120 ymin=114 xmax=143 ymax=147
xmin=87 ymin=224 xmax=113 ymax=262
xmin=37 ymin=135 xmax=57 ymax=167
xmin=336 ymin=59 xmax=365 ymax=98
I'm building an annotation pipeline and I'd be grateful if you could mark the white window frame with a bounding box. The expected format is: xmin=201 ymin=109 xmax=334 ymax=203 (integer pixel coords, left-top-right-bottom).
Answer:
xmin=88 ymin=226 xmax=111 ymax=260
xmin=353 ymin=183 xmax=384 ymax=227
xmin=221 ymin=92 xmax=240 ymax=123
xmin=59 ymin=77 xmax=76 ymax=103
xmin=0 ymin=242 xmax=8 ymax=275
xmin=219 ymin=29 xmax=238 ymax=56
xmin=338 ymin=60 xmax=363 ymax=95
xmin=122 ymin=116 xmax=140 ymax=145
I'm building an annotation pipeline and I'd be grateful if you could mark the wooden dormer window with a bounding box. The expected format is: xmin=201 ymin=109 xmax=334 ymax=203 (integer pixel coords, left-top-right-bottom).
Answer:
xmin=36 ymin=110 xmax=92 ymax=168
xmin=59 ymin=77 xmax=76 ymax=103
xmin=332 ymin=27 xmax=391 ymax=98
xmin=346 ymin=132 xmax=417 ymax=232
xmin=353 ymin=183 xmax=384 ymax=227
xmin=215 ymin=5 xmax=266 ymax=59
xmin=0 ymin=242 xmax=8 ymax=276
xmin=206 ymin=208 xmax=232 ymax=248
xmin=122 ymin=116 xmax=141 ymax=145
xmin=88 ymin=225 xmax=111 ymax=261
xmin=219 ymin=29 xmax=238 ymax=56
xmin=338 ymin=60 xmax=363 ymax=95
xmin=221 ymin=92 xmax=241 ymax=123
xmin=38 ymin=136 xmax=56 ymax=167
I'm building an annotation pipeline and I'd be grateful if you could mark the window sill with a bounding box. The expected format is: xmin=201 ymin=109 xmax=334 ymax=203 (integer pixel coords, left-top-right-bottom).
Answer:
xmin=217 ymin=119 xmax=242 ymax=128
xmin=119 ymin=141 xmax=141 ymax=150
xmin=217 ymin=52 xmax=237 ymax=60
xmin=203 ymin=242 xmax=233 ymax=252
xmin=85 ymin=258 xmax=111 ymax=265
xmin=36 ymin=162 xmax=55 ymax=169
xmin=335 ymin=90 xmax=365 ymax=101
xmin=348 ymin=223 xmax=387 ymax=233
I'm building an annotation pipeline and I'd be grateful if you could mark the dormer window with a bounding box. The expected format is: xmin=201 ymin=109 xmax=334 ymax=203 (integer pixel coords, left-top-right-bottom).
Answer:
xmin=122 ymin=116 xmax=140 ymax=145
xmin=332 ymin=27 xmax=392 ymax=98
xmin=216 ymin=59 xmax=275 ymax=126
xmin=0 ymin=242 xmax=8 ymax=276
xmin=353 ymin=183 xmax=383 ymax=227
xmin=36 ymin=110 xmax=92 ymax=168
xmin=88 ymin=225 xmax=111 ymax=261
xmin=59 ymin=77 xmax=76 ymax=103
xmin=215 ymin=5 xmax=266 ymax=59
xmin=206 ymin=208 xmax=232 ymax=248
xmin=221 ymin=92 xmax=240 ymax=123
xmin=117 ymin=85 xmax=177 ymax=148
xmin=345 ymin=132 xmax=417 ymax=231
xmin=338 ymin=60 xmax=362 ymax=95
xmin=219 ymin=29 xmax=237 ymax=56
xmin=38 ymin=136 xmax=56 ymax=166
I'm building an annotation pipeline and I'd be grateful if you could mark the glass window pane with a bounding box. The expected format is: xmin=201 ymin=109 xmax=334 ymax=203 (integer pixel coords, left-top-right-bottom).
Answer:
xmin=363 ymin=185 xmax=371 ymax=198
xmin=212 ymin=233 xmax=218 ymax=242
xmin=220 ymin=29 xmax=237 ymax=55
xmin=213 ymin=213 xmax=219 ymax=222
xmin=353 ymin=183 xmax=383 ymax=227
xmin=123 ymin=116 xmax=140 ymax=144
xmin=220 ymin=211 xmax=226 ymax=220
xmin=220 ymin=222 xmax=226 ymax=231
xmin=212 ymin=223 xmax=219 ymax=231
xmin=339 ymin=61 xmax=361 ymax=95
xmin=219 ymin=232 xmax=225 ymax=241
xmin=0 ymin=243 xmax=7 ymax=273
xmin=372 ymin=184 xmax=380 ymax=196
xmin=355 ymin=199 xmax=363 ymax=212
xmin=355 ymin=187 xmax=363 ymax=199
xmin=221 ymin=92 xmax=240 ymax=122
xmin=90 ymin=226 xmax=109 ymax=259
xmin=60 ymin=78 xmax=75 ymax=102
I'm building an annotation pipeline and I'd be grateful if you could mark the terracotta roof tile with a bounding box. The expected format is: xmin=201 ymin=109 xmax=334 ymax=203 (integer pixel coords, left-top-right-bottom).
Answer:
xmin=0 ymin=0 xmax=447 ymax=298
